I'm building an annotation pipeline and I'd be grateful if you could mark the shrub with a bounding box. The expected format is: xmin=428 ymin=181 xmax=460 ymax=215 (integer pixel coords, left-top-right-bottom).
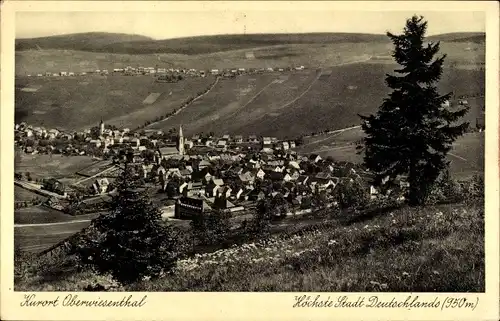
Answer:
xmin=426 ymin=171 xmax=483 ymax=205
xmin=335 ymin=179 xmax=369 ymax=210
xmin=191 ymin=210 xmax=231 ymax=246
xmin=71 ymin=164 xmax=184 ymax=285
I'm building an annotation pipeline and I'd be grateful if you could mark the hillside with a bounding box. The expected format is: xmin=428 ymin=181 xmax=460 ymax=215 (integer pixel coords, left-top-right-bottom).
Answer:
xmin=16 ymin=32 xmax=390 ymax=55
xmin=16 ymin=32 xmax=484 ymax=56
xmin=146 ymin=64 xmax=484 ymax=138
xmin=15 ymin=201 xmax=484 ymax=292
xmin=15 ymin=32 xmax=154 ymax=52
xmin=15 ymin=62 xmax=484 ymax=135
xmin=428 ymin=32 xmax=485 ymax=43
xmin=15 ymin=75 xmax=215 ymax=131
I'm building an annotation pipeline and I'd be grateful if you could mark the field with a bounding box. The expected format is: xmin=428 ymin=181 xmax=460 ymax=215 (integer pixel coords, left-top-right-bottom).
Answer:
xmin=147 ymin=63 xmax=484 ymax=138
xmin=15 ymin=74 xmax=215 ymax=131
xmin=297 ymin=128 xmax=484 ymax=180
xmin=15 ymin=153 xmax=98 ymax=179
xmin=15 ymin=185 xmax=47 ymax=202
xmin=76 ymin=160 xmax=114 ymax=177
xmin=15 ymin=32 xmax=484 ymax=74
xmin=15 ymin=38 xmax=484 ymax=135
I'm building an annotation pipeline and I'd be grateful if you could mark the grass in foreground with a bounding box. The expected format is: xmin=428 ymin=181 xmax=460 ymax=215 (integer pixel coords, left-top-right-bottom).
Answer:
xmin=14 ymin=201 xmax=484 ymax=292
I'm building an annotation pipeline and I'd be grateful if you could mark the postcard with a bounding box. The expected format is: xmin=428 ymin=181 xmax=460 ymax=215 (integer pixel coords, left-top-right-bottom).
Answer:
xmin=1 ymin=1 xmax=498 ymax=320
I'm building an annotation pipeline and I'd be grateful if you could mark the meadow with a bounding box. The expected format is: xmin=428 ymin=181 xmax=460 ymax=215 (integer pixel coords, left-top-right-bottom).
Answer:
xmin=15 ymin=153 xmax=98 ymax=180
xmin=14 ymin=185 xmax=46 ymax=202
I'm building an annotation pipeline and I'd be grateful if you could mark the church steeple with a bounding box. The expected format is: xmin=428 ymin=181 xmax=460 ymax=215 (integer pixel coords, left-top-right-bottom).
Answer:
xmin=178 ymin=124 xmax=185 ymax=155
xmin=99 ymin=118 xmax=105 ymax=136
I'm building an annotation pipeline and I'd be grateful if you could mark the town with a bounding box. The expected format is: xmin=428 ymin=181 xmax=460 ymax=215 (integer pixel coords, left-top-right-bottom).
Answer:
xmin=15 ymin=118 xmax=407 ymax=224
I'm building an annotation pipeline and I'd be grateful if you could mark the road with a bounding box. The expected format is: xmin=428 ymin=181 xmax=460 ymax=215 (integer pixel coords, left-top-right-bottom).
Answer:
xmin=74 ymin=165 xmax=118 ymax=185
xmin=14 ymin=180 xmax=67 ymax=199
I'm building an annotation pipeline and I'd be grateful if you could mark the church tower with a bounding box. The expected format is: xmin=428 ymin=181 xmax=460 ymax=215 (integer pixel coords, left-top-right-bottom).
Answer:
xmin=178 ymin=125 xmax=185 ymax=155
xmin=99 ymin=118 xmax=105 ymax=136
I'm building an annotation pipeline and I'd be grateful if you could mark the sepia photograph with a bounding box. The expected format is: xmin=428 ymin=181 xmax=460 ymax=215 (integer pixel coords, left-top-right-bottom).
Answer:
xmin=8 ymin=2 xmax=490 ymax=297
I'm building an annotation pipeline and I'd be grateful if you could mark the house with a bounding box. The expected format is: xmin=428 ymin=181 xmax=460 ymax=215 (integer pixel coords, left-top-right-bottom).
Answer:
xmin=262 ymin=137 xmax=272 ymax=145
xmin=89 ymin=139 xmax=101 ymax=148
xmin=92 ymin=178 xmax=110 ymax=195
xmin=309 ymin=154 xmax=322 ymax=163
xmin=297 ymin=175 xmax=309 ymax=185
xmin=239 ymin=172 xmax=255 ymax=185
xmin=159 ymin=146 xmax=180 ymax=159
xmin=202 ymin=172 xmax=213 ymax=184
xmin=215 ymin=186 xmax=232 ymax=198
xmin=198 ymin=160 xmax=211 ymax=170
xmin=175 ymin=196 xmax=211 ymax=220
xmin=42 ymin=178 xmax=66 ymax=196
xmin=370 ymin=185 xmax=379 ymax=200
xmin=177 ymin=182 xmax=188 ymax=194
xmin=181 ymin=182 xmax=204 ymax=197
xmin=286 ymin=170 xmax=300 ymax=181
xmin=166 ymin=168 xmax=182 ymax=179
xmin=210 ymin=69 xmax=220 ymax=75
xmin=216 ymin=140 xmax=228 ymax=149
xmin=315 ymin=179 xmax=335 ymax=191
xmin=268 ymin=172 xmax=284 ymax=182
xmin=179 ymin=169 xmax=191 ymax=178
xmin=248 ymin=135 xmax=259 ymax=144
xmin=248 ymin=189 xmax=266 ymax=201
xmin=252 ymin=168 xmax=266 ymax=180
xmin=289 ymin=141 xmax=296 ymax=149
xmin=234 ymin=135 xmax=243 ymax=143
xmin=235 ymin=188 xmax=245 ymax=200
xmin=205 ymin=178 xmax=224 ymax=197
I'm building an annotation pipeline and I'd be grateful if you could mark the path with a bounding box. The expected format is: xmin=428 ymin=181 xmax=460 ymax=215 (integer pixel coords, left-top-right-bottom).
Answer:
xmin=280 ymin=55 xmax=375 ymax=110
xmin=74 ymin=165 xmax=117 ymax=185
xmin=14 ymin=181 xmax=67 ymax=199
xmin=263 ymin=55 xmax=375 ymax=130
xmin=216 ymin=79 xmax=278 ymax=125
xmin=145 ymin=76 xmax=221 ymax=129
xmin=448 ymin=152 xmax=468 ymax=162
xmin=15 ymin=219 xmax=92 ymax=228
xmin=300 ymin=125 xmax=362 ymax=148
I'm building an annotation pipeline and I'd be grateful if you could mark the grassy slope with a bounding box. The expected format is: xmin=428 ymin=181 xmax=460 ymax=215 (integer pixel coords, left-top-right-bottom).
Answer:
xmin=148 ymin=64 xmax=484 ymax=138
xmin=134 ymin=202 xmax=484 ymax=292
xmin=15 ymin=75 xmax=214 ymax=131
xmin=15 ymin=32 xmax=154 ymax=51
xmin=14 ymin=201 xmax=484 ymax=291
xmin=15 ymin=32 xmax=484 ymax=55
xmin=15 ymin=62 xmax=484 ymax=136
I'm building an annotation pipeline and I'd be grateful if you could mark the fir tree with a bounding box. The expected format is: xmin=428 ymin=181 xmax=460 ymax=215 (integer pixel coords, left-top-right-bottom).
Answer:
xmin=359 ymin=15 xmax=469 ymax=206
xmin=73 ymin=162 xmax=183 ymax=285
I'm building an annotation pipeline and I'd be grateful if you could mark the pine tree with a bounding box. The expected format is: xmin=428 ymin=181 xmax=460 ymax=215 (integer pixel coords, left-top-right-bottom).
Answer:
xmin=359 ymin=15 xmax=469 ymax=206
xmin=73 ymin=162 xmax=183 ymax=285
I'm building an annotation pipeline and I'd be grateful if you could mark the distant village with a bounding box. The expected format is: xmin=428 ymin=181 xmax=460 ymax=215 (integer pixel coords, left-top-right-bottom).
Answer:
xmin=14 ymin=119 xmax=410 ymax=221
xmin=23 ymin=64 xmax=307 ymax=79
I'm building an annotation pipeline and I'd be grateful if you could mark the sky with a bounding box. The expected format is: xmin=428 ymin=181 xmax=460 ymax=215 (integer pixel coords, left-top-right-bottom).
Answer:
xmin=16 ymin=10 xmax=485 ymax=40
